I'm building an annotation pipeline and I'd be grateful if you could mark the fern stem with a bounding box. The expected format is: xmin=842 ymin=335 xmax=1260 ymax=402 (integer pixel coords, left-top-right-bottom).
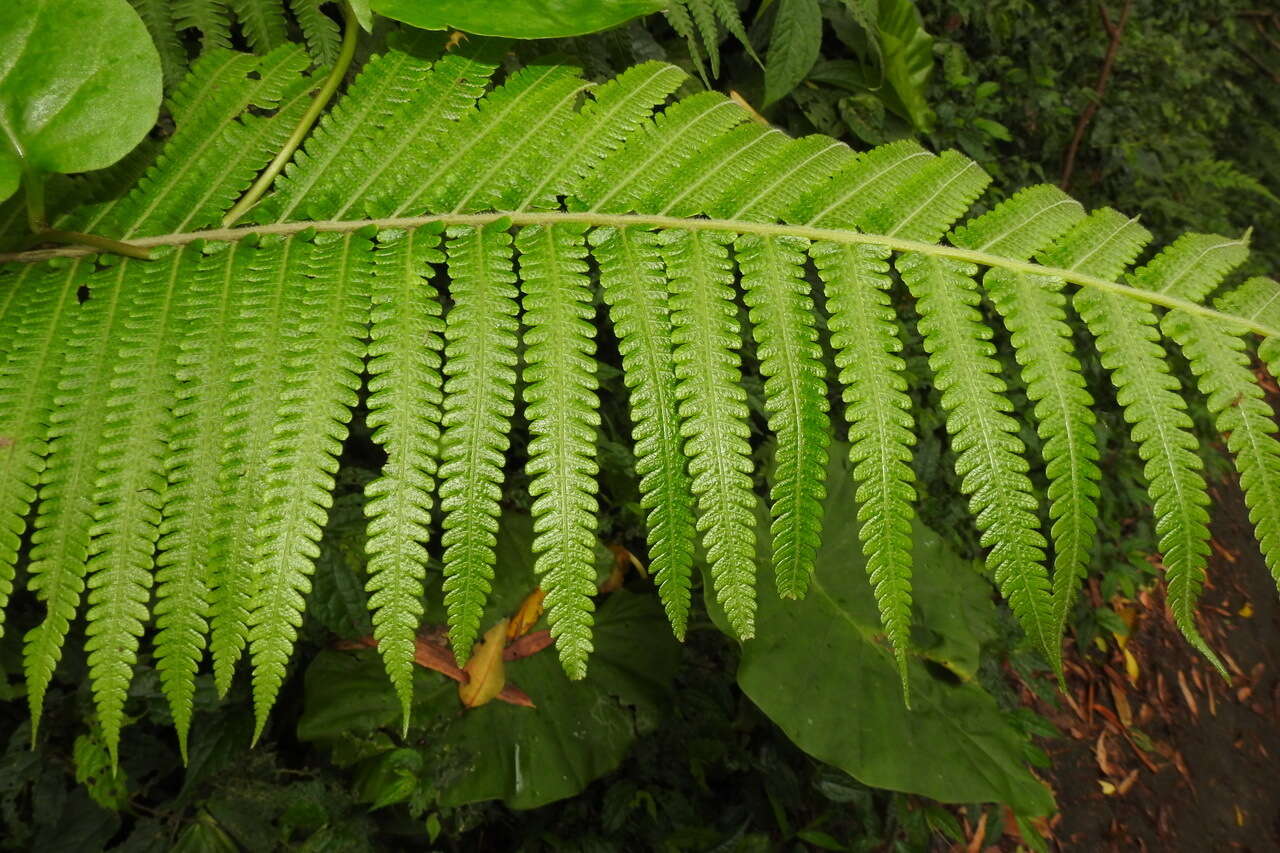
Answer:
xmin=23 ymin=166 xmax=152 ymax=260
xmin=2 ymin=213 xmax=1271 ymax=339
xmin=220 ymin=1 xmax=360 ymax=227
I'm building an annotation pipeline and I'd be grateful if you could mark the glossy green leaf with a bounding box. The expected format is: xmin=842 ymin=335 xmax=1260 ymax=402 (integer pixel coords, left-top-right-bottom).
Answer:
xmin=0 ymin=0 xmax=163 ymax=202
xmin=703 ymin=446 xmax=1055 ymax=816
xmin=369 ymin=0 xmax=667 ymax=38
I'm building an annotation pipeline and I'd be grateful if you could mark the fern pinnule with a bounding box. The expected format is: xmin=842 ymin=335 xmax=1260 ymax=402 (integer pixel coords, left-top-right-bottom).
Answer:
xmin=85 ymin=251 xmax=188 ymax=763
xmin=0 ymin=267 xmax=74 ymax=642
xmin=952 ymin=187 xmax=1098 ymax=641
xmin=899 ymin=251 xmax=1061 ymax=675
xmin=867 ymin=151 xmax=991 ymax=242
xmin=1048 ymin=212 xmax=1227 ymax=676
xmin=23 ymin=262 xmax=129 ymax=737
xmin=1165 ymin=301 xmax=1280 ymax=595
xmin=592 ymin=226 xmax=697 ymax=637
xmin=439 ymin=224 xmax=520 ymax=662
xmin=811 ymin=240 xmax=916 ymax=692
xmin=248 ymin=234 xmax=371 ymax=738
xmin=519 ymin=224 xmax=602 ymax=678
xmin=737 ymin=234 xmax=829 ymax=598
xmin=719 ymin=136 xmax=849 ymax=223
xmin=1129 ymin=232 xmax=1251 ymax=303
xmin=664 ymin=229 xmax=757 ymax=637
xmin=653 ymin=125 xmax=789 ymax=218
xmin=130 ymin=0 xmax=188 ymax=87
xmin=364 ymin=226 xmax=446 ymax=729
xmin=155 ymin=244 xmax=247 ymax=759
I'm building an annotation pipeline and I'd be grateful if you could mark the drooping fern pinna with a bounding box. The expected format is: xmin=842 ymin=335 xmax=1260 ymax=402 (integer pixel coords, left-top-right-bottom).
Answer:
xmin=2 ymin=34 xmax=1278 ymax=765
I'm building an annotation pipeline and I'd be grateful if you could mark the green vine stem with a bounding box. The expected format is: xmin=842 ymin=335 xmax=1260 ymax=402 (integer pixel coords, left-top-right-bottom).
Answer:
xmin=221 ymin=1 xmax=361 ymax=227
xmin=22 ymin=164 xmax=152 ymax=260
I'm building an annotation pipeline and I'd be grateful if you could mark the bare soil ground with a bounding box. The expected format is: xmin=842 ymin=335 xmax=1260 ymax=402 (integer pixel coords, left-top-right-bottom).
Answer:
xmin=1026 ymin=475 xmax=1280 ymax=851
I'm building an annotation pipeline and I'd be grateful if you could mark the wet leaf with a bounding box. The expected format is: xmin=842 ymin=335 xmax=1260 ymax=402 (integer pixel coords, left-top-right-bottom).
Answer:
xmin=459 ymin=619 xmax=509 ymax=708
xmin=0 ymin=0 xmax=162 ymax=202
xmin=369 ymin=0 xmax=666 ymax=39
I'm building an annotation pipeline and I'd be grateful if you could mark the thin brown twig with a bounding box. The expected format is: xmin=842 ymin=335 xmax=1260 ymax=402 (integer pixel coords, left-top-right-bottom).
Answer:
xmin=1059 ymin=0 xmax=1134 ymax=190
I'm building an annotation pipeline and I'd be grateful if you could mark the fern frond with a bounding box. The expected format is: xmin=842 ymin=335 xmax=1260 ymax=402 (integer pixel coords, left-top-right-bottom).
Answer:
xmin=438 ymin=224 xmax=520 ymax=662
xmin=9 ymin=52 xmax=1280 ymax=748
xmin=248 ymin=234 xmax=370 ymax=739
xmin=952 ymin=187 xmax=1098 ymax=640
xmin=737 ymin=234 xmax=829 ymax=597
xmin=1165 ymin=296 xmax=1280 ymax=595
xmin=290 ymin=0 xmax=342 ymax=68
xmin=228 ymin=0 xmax=289 ymax=54
xmin=174 ymin=0 xmax=234 ymax=52
xmin=810 ymin=240 xmax=916 ymax=690
xmin=592 ymin=226 xmax=697 ymax=637
xmin=663 ymin=229 xmax=757 ymax=637
xmin=1047 ymin=212 xmax=1228 ymax=675
xmin=899 ymin=251 xmax=1060 ymax=674
xmin=363 ymin=226 xmax=446 ymax=730
xmin=518 ymin=224 xmax=601 ymax=678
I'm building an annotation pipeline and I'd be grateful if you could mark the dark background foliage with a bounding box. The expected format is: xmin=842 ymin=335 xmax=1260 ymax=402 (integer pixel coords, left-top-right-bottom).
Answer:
xmin=1 ymin=1 xmax=1276 ymax=849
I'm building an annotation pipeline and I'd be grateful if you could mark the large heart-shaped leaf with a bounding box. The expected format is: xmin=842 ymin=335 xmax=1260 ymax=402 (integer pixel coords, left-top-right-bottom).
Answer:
xmin=0 ymin=0 xmax=162 ymax=202
xmin=704 ymin=446 xmax=1055 ymax=816
xmin=370 ymin=0 xmax=668 ymax=39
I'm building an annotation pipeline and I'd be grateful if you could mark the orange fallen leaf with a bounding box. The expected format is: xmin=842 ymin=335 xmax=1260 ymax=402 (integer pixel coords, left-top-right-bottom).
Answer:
xmin=599 ymin=545 xmax=649 ymax=595
xmin=507 ymin=589 xmax=546 ymax=640
xmin=460 ymin=618 xmax=509 ymax=708
xmin=1116 ymin=768 xmax=1140 ymax=796
xmin=1176 ymin=670 xmax=1199 ymax=718
xmin=1238 ymin=602 xmax=1254 ymax=618
xmin=504 ymin=630 xmax=553 ymax=661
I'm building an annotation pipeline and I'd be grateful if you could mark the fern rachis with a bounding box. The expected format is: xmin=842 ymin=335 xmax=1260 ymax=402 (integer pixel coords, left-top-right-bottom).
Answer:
xmin=3 ymin=39 xmax=1280 ymax=761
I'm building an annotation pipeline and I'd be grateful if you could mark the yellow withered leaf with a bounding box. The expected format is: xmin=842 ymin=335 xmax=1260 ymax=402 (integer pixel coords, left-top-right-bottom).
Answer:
xmin=459 ymin=619 xmax=509 ymax=709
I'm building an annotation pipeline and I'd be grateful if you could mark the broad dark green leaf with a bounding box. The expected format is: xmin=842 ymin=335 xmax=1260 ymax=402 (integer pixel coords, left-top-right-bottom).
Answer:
xmin=703 ymin=446 xmax=1055 ymax=816
xmin=764 ymin=0 xmax=823 ymax=107
xmin=298 ymin=511 xmax=680 ymax=810
xmin=0 ymin=0 xmax=163 ymax=201
xmin=369 ymin=0 xmax=667 ymax=38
